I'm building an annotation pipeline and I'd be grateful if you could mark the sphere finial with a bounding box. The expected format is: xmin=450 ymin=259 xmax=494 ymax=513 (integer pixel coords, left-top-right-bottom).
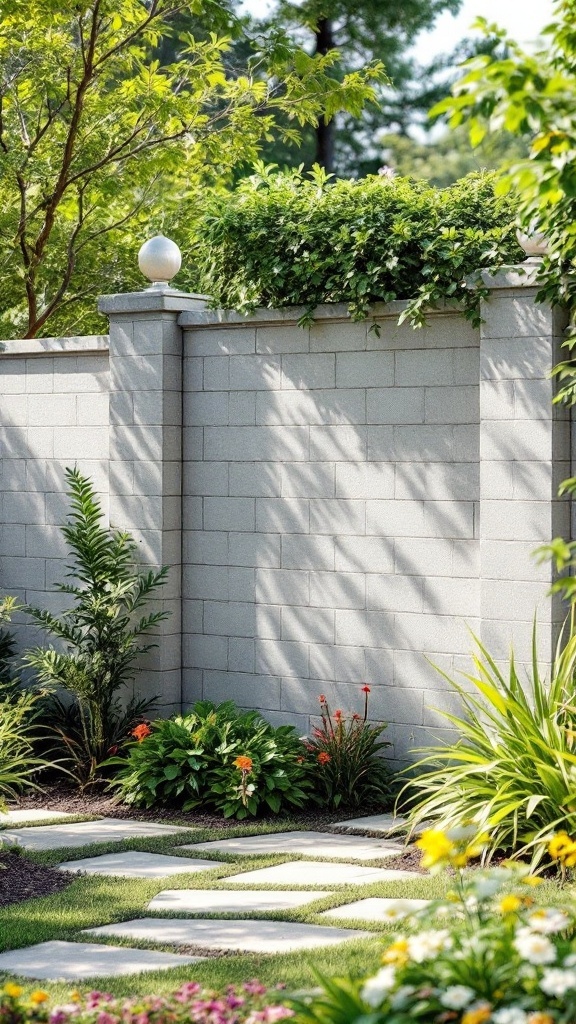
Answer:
xmin=138 ymin=235 xmax=182 ymax=288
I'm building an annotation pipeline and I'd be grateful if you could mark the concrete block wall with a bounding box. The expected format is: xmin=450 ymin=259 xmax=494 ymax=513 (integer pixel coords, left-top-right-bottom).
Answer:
xmin=0 ymin=336 xmax=110 ymax=628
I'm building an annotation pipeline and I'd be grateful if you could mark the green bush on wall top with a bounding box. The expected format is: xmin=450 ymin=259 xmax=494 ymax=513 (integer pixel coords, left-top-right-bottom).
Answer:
xmin=195 ymin=165 xmax=524 ymax=327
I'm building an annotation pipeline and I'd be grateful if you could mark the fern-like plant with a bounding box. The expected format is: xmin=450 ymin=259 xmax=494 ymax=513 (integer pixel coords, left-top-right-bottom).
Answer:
xmin=403 ymin=623 xmax=576 ymax=868
xmin=24 ymin=468 xmax=169 ymax=787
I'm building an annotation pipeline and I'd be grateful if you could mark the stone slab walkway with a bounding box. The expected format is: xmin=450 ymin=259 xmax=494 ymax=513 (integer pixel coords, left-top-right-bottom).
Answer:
xmin=3 ymin=818 xmax=188 ymax=851
xmin=59 ymin=851 xmax=226 ymax=878
xmin=0 ymin=940 xmax=202 ymax=981
xmin=184 ymin=830 xmax=404 ymax=861
xmin=320 ymin=897 xmax=430 ymax=921
xmin=332 ymin=814 xmax=407 ymax=834
xmin=224 ymin=860 xmax=416 ymax=886
xmin=85 ymin=918 xmax=371 ymax=954
xmin=149 ymin=889 xmax=334 ymax=912
xmin=0 ymin=810 xmax=74 ymax=825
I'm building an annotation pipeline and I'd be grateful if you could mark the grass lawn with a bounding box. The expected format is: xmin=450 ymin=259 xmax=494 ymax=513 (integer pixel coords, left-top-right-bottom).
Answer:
xmin=0 ymin=819 xmax=569 ymax=1000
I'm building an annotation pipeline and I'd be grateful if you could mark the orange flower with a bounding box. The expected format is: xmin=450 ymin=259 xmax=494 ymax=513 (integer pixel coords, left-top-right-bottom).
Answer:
xmin=131 ymin=723 xmax=152 ymax=742
xmin=233 ymin=755 xmax=253 ymax=772
xmin=317 ymin=751 xmax=331 ymax=764
xmin=462 ymin=1006 xmax=491 ymax=1024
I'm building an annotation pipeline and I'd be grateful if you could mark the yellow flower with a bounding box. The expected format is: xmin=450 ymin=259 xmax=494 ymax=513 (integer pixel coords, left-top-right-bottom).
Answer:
xmin=416 ymin=829 xmax=455 ymax=868
xmin=382 ymin=938 xmax=409 ymax=965
xmin=70 ymin=992 xmax=81 ymax=1003
xmin=499 ymin=895 xmax=521 ymax=915
xmin=528 ymin=1015 xmax=554 ymax=1024
xmin=523 ymin=875 xmax=543 ymax=887
xmin=29 ymin=991 xmax=49 ymax=1005
xmin=3 ymin=983 xmax=23 ymax=998
xmin=462 ymin=1004 xmax=492 ymax=1024
xmin=548 ymin=831 xmax=576 ymax=862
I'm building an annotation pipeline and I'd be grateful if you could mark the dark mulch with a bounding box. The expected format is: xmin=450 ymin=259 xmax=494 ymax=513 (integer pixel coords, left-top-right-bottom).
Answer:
xmin=0 ymin=850 xmax=73 ymax=908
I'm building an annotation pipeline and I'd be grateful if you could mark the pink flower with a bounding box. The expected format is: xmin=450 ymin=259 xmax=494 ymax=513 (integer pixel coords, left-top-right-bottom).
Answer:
xmin=243 ymin=982 xmax=267 ymax=996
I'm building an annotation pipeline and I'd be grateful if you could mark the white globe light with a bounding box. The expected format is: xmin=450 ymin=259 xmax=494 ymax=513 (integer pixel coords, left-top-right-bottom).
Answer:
xmin=138 ymin=235 xmax=182 ymax=285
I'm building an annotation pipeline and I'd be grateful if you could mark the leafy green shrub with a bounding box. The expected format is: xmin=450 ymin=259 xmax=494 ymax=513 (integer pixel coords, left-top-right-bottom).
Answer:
xmin=195 ymin=165 xmax=523 ymax=327
xmin=24 ymin=468 xmax=168 ymax=787
xmin=0 ymin=691 xmax=49 ymax=810
xmin=109 ymin=700 xmax=314 ymax=818
xmin=404 ymin=626 xmax=576 ymax=867
xmin=304 ymin=688 xmax=392 ymax=809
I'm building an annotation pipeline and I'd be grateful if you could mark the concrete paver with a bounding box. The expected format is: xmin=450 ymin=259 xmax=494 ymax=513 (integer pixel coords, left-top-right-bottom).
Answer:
xmin=3 ymin=817 xmax=189 ymax=851
xmin=224 ymin=860 xmax=418 ymax=886
xmin=0 ymin=810 xmax=76 ymax=825
xmin=148 ymin=888 xmax=333 ymax=913
xmin=85 ymin=918 xmax=372 ymax=953
xmin=0 ymin=940 xmax=202 ymax=980
xmin=320 ymin=897 xmax=430 ymax=921
xmin=59 ymin=851 xmax=225 ymax=878
xmin=183 ymin=830 xmax=403 ymax=861
xmin=332 ymin=814 xmax=407 ymax=833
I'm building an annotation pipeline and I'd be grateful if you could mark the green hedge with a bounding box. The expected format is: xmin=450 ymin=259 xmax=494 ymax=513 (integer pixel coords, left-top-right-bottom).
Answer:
xmin=194 ymin=166 xmax=523 ymax=326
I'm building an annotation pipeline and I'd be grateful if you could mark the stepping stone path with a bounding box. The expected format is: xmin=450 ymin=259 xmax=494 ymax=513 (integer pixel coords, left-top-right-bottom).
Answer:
xmin=0 ymin=810 xmax=75 ymax=825
xmin=149 ymin=889 xmax=334 ymax=912
xmin=184 ymin=830 xmax=404 ymax=860
xmin=224 ymin=860 xmax=416 ymax=886
xmin=85 ymin=918 xmax=371 ymax=954
xmin=332 ymin=814 xmax=407 ymax=834
xmin=2 ymin=817 xmax=188 ymax=851
xmin=0 ymin=814 xmax=425 ymax=981
xmin=59 ymin=851 xmax=226 ymax=878
xmin=0 ymin=940 xmax=201 ymax=981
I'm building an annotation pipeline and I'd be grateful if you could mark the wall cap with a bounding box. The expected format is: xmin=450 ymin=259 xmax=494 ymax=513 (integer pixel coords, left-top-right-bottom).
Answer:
xmin=99 ymin=287 xmax=209 ymax=315
xmin=0 ymin=335 xmax=109 ymax=358
xmin=179 ymin=298 xmax=465 ymax=329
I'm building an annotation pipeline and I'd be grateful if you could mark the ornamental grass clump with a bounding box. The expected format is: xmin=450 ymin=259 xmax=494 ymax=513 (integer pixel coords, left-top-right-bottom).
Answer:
xmin=305 ymin=687 xmax=392 ymax=809
xmin=293 ymin=829 xmax=576 ymax=1024
xmin=402 ymin=624 xmax=576 ymax=868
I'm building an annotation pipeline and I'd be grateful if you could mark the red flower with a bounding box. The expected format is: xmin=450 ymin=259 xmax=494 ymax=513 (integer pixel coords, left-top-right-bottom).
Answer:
xmin=318 ymin=694 xmax=327 ymax=703
xmin=334 ymin=709 xmax=343 ymax=719
xmin=317 ymin=751 xmax=331 ymax=764
xmin=361 ymin=685 xmax=371 ymax=693
xmin=352 ymin=713 xmax=361 ymax=721
xmin=131 ymin=723 xmax=152 ymax=742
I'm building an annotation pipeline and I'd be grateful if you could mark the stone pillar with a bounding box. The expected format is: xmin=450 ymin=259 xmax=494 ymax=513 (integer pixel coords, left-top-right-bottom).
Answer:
xmin=478 ymin=262 xmax=571 ymax=670
xmin=98 ymin=279 xmax=207 ymax=714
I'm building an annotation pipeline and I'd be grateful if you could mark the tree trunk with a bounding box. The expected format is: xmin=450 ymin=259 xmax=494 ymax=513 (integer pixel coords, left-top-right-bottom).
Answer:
xmin=314 ymin=17 xmax=335 ymax=172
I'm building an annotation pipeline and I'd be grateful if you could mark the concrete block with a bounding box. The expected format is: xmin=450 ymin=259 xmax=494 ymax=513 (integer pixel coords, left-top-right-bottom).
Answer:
xmin=261 ymin=708 xmax=309 ymax=731
xmin=281 ymin=463 xmax=335 ymax=498
xmin=310 ymin=570 xmax=366 ymax=609
xmin=204 ymin=600 xmax=255 ymax=637
xmin=453 ymin=348 xmax=479 ymax=385
xmin=334 ymin=644 xmax=369 ymax=682
xmin=182 ymin=667 xmax=203 ymax=706
xmin=109 ymin=390 xmax=133 ymax=426
xmin=257 ymin=324 xmax=309 ymax=354
xmin=202 ymin=669 xmax=281 ymax=710
xmin=308 ymin=643 xmax=336 ymax=680
xmin=367 ymin=574 xmax=423 ymax=613
xmin=309 ymin=498 xmax=366 ymax=535
xmin=255 ymin=602 xmax=282 ymax=639
xmin=255 ymin=567 xmax=310 ymax=605
xmin=363 ymin=647 xmax=395 ymax=686
xmin=26 ymin=426 xmax=55 ymax=459
xmin=394 ymin=537 xmax=452 ymax=578
xmin=392 ymin=612 xmax=477 ymax=655
xmin=335 ymin=463 xmax=394 ymax=499
xmin=183 ymin=530 xmax=229 ymax=565
xmin=3 ymin=491 xmax=45 ymax=526
xmin=204 ymin=425 xmax=309 ymax=462
xmin=282 ymin=605 xmax=335 ymax=643
xmin=228 ymin=531 xmax=281 ymax=567
xmin=110 ymin=424 xmax=163 ymax=462
xmin=184 ymin=462 xmax=228 ymax=496
xmin=1 ymin=361 xmax=27 ymax=394
xmin=256 ymin=497 xmax=310 ymax=534
xmin=366 ymin=499 xmax=425 ymax=538
xmin=425 ymin=386 xmax=478 ymax=424
xmin=229 ymin=355 xmax=282 ymax=391
xmin=366 ymin=387 xmax=424 ymax=424
xmin=281 ymin=534 xmax=335 ymax=570
xmin=480 ymin=499 xmax=553 ymax=541
xmin=365 ymin=425 xmax=396 ymax=463
xmin=185 ymin=391 xmax=229 ymax=426
xmin=514 ymin=379 xmax=556 ymax=420
xmin=311 ymin=320 xmax=367 ymax=352
xmin=335 ymin=609 xmax=380 ymax=648
xmin=480 ymin=336 xmax=553 ymax=381
xmin=451 ymin=540 xmax=480 ymax=577
xmin=480 ymin=295 xmax=554 ymax=339
xmin=183 ymin=598 xmax=204 ymax=633
xmin=256 ymin=389 xmax=365 ymax=426
xmin=452 ymin=424 xmax=480 ymax=461
xmin=335 ymin=535 xmax=394 ymax=573
xmin=190 ymin=326 xmax=256 ymax=357
xmin=255 ymin=638 xmax=309 ymax=677
xmin=204 ymin=496 xmax=255 ymax=532
xmin=367 ymin=684 xmax=424 ymax=726
xmin=183 ymin=633 xmax=228 ymax=670
xmin=229 ymin=462 xmax=281 ymax=497
xmin=423 ymin=576 xmax=480 ymax=617
xmin=2 ymin=395 xmax=28 ymax=426
xmin=229 ymin=391 xmax=257 ymax=425
xmin=393 ymin=425 xmax=454 ymax=462
xmin=184 ymin=355 xmax=203 ymax=391
xmin=2 ymin=525 xmax=26 ymax=556
xmin=228 ymin=566 xmax=256 ymax=602
xmin=0 ymin=555 xmax=45 ymax=590
xmin=184 ymin=564 xmax=229 ymax=601
xmin=423 ymin=500 xmax=475 ymax=539
xmin=481 ymin=579 xmax=549 ymax=621
xmin=2 ymin=459 xmax=27 ymax=490
xmin=395 ymin=349 xmax=454 ymax=387
xmin=25 ymin=357 xmax=55 ymax=392
xmin=480 ymin=539 xmax=550 ymax=583
xmin=282 ymin=353 xmax=336 ymax=389
xmin=336 ymin=351 xmax=394 ymax=388
xmin=310 ymin=424 xmax=367 ymax=462
xmin=229 ymin=637 xmax=255 ymax=673
xmin=203 ymin=355 xmax=230 ymax=390
xmin=396 ymin=463 xmax=478 ymax=501
xmin=480 ymin=380 xmax=516 ymax=419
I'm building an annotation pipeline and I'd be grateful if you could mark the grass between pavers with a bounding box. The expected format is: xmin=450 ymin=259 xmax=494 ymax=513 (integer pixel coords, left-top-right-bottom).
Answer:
xmin=1 ymin=823 xmax=571 ymax=1000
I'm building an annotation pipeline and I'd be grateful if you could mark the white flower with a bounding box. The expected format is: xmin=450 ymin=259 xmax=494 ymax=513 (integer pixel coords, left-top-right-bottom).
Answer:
xmin=492 ymin=1008 xmax=528 ymax=1024
xmin=407 ymin=929 xmax=452 ymax=962
xmin=361 ymin=967 xmax=396 ymax=1007
xmin=540 ymin=967 xmax=576 ymax=997
xmin=439 ymin=986 xmax=476 ymax=1010
xmin=379 ymin=900 xmax=420 ymax=922
xmin=565 ymin=953 xmax=576 ymax=967
xmin=390 ymin=986 xmax=416 ymax=1009
xmin=513 ymin=929 xmax=556 ymax=965
xmin=528 ymin=908 xmax=570 ymax=934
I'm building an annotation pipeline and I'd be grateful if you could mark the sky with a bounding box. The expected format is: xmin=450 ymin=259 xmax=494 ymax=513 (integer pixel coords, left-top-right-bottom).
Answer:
xmin=240 ymin=0 xmax=556 ymax=61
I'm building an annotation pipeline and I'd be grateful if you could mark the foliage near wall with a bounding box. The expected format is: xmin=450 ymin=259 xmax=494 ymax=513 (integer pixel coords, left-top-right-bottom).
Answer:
xmin=194 ymin=167 xmax=523 ymax=327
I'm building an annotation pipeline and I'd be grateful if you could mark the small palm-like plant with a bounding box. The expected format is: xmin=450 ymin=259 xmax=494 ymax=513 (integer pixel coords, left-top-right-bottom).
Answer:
xmin=404 ymin=623 xmax=576 ymax=868
xmin=25 ymin=468 xmax=169 ymax=787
